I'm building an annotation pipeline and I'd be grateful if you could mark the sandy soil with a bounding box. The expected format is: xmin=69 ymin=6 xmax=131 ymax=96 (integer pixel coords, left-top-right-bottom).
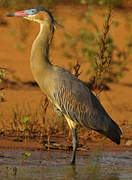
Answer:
xmin=0 ymin=5 xmax=132 ymax=152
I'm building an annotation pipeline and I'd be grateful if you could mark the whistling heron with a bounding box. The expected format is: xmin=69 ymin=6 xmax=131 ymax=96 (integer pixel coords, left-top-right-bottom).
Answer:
xmin=7 ymin=7 xmax=122 ymax=165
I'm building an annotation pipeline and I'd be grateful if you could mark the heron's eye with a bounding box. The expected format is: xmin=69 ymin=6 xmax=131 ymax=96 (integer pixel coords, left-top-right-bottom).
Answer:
xmin=31 ymin=10 xmax=36 ymax=13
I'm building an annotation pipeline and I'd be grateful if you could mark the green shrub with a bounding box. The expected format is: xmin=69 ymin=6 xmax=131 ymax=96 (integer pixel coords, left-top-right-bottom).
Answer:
xmin=61 ymin=8 xmax=129 ymax=93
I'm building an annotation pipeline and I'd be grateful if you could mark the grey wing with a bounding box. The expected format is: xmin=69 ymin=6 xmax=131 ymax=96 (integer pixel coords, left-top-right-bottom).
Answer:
xmin=52 ymin=68 xmax=109 ymax=131
xmin=51 ymin=67 xmax=122 ymax=145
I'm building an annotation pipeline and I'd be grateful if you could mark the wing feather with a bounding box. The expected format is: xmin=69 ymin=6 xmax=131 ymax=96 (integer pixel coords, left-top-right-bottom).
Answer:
xmin=52 ymin=67 xmax=108 ymax=130
xmin=49 ymin=66 xmax=122 ymax=144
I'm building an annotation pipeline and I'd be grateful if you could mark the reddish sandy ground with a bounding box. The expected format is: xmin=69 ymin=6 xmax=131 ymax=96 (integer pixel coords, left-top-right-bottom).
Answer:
xmin=0 ymin=5 xmax=132 ymax=153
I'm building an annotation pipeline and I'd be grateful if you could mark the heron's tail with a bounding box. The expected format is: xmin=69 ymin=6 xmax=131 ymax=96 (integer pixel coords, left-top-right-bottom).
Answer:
xmin=96 ymin=119 xmax=122 ymax=144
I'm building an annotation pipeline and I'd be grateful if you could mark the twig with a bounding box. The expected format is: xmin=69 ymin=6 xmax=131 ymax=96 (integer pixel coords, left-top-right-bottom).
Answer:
xmin=73 ymin=61 xmax=81 ymax=78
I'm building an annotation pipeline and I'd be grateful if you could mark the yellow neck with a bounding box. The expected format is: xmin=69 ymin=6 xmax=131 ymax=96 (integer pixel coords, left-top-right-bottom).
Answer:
xmin=30 ymin=20 xmax=54 ymax=82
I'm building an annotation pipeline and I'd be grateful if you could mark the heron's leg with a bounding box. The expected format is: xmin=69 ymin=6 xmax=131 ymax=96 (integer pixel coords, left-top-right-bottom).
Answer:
xmin=71 ymin=128 xmax=78 ymax=165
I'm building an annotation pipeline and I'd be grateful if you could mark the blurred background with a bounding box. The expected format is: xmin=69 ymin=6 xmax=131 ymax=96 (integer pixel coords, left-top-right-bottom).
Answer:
xmin=0 ymin=0 xmax=132 ymax=149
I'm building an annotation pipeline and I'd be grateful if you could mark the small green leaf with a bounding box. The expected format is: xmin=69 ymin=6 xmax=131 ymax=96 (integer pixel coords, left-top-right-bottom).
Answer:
xmin=20 ymin=127 xmax=26 ymax=132
xmin=23 ymin=152 xmax=31 ymax=157
xmin=23 ymin=117 xmax=30 ymax=124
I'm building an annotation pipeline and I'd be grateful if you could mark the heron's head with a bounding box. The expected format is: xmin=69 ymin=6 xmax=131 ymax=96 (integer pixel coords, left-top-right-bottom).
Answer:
xmin=6 ymin=7 xmax=54 ymax=24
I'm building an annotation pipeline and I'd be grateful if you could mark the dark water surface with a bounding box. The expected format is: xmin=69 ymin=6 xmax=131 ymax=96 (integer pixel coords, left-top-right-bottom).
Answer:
xmin=0 ymin=150 xmax=132 ymax=180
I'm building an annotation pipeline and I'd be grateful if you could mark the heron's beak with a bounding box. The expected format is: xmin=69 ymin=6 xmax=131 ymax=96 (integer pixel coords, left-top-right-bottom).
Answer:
xmin=6 ymin=10 xmax=28 ymax=17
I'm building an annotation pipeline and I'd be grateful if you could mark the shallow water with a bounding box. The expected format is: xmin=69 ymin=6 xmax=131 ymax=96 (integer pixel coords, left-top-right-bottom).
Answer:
xmin=0 ymin=150 xmax=132 ymax=180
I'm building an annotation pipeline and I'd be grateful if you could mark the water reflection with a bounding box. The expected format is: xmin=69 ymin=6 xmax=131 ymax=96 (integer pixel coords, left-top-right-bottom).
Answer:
xmin=62 ymin=165 xmax=120 ymax=180
xmin=0 ymin=151 xmax=132 ymax=180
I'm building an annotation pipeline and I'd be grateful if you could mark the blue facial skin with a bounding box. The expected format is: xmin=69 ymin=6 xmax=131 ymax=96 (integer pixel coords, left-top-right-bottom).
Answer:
xmin=26 ymin=7 xmax=54 ymax=22
xmin=26 ymin=9 xmax=38 ymax=15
